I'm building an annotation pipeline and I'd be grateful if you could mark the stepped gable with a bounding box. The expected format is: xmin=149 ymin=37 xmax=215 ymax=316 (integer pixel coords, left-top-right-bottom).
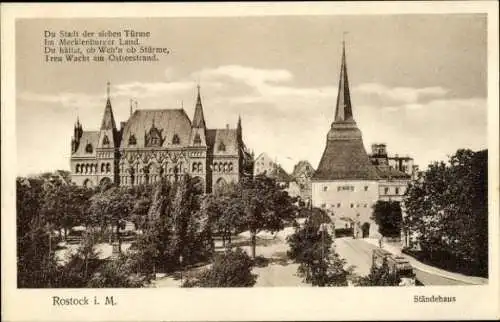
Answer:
xmin=120 ymin=109 xmax=192 ymax=148
xmin=313 ymin=40 xmax=379 ymax=181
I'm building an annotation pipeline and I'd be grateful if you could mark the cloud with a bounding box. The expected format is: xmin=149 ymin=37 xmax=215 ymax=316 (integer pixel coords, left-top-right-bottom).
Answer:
xmin=113 ymin=81 xmax=194 ymax=98
xmin=196 ymin=65 xmax=335 ymax=109
xmin=18 ymin=91 xmax=100 ymax=109
xmin=354 ymin=83 xmax=448 ymax=104
xmin=198 ymin=65 xmax=294 ymax=88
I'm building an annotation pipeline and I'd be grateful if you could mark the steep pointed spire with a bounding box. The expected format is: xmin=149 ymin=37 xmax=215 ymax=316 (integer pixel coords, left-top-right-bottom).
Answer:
xmin=100 ymin=81 xmax=117 ymax=130
xmin=192 ymin=84 xmax=206 ymax=128
xmin=129 ymin=99 xmax=133 ymax=116
xmin=334 ymin=40 xmax=354 ymax=123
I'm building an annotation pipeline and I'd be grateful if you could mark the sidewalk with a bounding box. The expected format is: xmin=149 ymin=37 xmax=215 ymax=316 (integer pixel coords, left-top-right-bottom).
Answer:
xmin=362 ymin=238 xmax=488 ymax=285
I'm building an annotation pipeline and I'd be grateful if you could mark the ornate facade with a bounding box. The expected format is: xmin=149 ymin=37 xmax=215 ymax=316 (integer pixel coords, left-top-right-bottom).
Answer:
xmin=70 ymin=85 xmax=253 ymax=192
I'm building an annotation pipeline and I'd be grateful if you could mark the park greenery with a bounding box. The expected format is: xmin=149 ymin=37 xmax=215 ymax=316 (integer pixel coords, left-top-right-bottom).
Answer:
xmin=403 ymin=149 xmax=488 ymax=277
xmin=16 ymin=172 xmax=296 ymax=288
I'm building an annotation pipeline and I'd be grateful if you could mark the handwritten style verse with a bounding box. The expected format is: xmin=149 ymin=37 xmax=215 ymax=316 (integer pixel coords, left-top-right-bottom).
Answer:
xmin=43 ymin=30 xmax=171 ymax=63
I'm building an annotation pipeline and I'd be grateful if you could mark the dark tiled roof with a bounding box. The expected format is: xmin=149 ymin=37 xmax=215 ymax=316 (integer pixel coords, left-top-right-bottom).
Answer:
xmin=192 ymin=93 xmax=206 ymax=128
xmin=313 ymin=136 xmax=380 ymax=181
xmin=72 ymin=131 xmax=99 ymax=157
xmin=375 ymin=165 xmax=411 ymax=180
xmin=101 ymin=99 xmax=117 ymax=130
xmin=120 ymin=109 xmax=192 ymax=149
xmin=206 ymin=129 xmax=238 ymax=156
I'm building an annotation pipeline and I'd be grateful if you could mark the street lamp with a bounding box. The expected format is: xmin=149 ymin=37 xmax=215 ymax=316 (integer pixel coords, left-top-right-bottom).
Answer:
xmin=179 ymin=255 xmax=184 ymax=286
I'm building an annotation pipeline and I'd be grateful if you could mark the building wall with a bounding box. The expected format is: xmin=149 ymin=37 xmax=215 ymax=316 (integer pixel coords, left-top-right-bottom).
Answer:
xmin=312 ymin=180 xmax=380 ymax=237
xmin=254 ymin=153 xmax=274 ymax=176
xmin=378 ymin=180 xmax=408 ymax=202
xmin=211 ymin=155 xmax=240 ymax=191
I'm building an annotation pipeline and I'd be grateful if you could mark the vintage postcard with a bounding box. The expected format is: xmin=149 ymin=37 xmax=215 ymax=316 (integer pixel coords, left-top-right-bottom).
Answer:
xmin=2 ymin=2 xmax=499 ymax=321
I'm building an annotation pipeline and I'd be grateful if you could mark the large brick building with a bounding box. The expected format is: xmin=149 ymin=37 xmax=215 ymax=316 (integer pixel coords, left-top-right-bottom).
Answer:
xmin=311 ymin=41 xmax=415 ymax=238
xmin=70 ymin=84 xmax=253 ymax=192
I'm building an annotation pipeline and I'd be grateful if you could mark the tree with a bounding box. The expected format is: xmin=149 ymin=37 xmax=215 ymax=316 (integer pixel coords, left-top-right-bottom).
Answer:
xmin=238 ymin=175 xmax=297 ymax=258
xmin=371 ymin=200 xmax=402 ymax=238
xmin=287 ymin=217 xmax=352 ymax=286
xmin=17 ymin=177 xmax=60 ymax=288
xmin=355 ymin=261 xmax=401 ymax=286
xmin=132 ymin=175 xmax=212 ymax=274
xmin=127 ymin=184 xmax=154 ymax=231
xmin=41 ymin=183 xmax=93 ymax=239
xmin=183 ymin=248 xmax=256 ymax=287
xmin=403 ymin=149 xmax=488 ymax=277
xmin=89 ymin=187 xmax=134 ymax=251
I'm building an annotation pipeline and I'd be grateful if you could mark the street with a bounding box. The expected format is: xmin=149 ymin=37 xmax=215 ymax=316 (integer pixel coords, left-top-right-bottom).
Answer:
xmin=335 ymin=237 xmax=472 ymax=286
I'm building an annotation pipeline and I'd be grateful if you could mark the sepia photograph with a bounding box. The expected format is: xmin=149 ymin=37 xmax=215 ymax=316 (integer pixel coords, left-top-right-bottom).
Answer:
xmin=2 ymin=2 xmax=499 ymax=321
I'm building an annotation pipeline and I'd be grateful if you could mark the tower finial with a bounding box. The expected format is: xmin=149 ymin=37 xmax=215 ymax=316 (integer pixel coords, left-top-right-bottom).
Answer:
xmin=129 ymin=99 xmax=133 ymax=116
xmin=134 ymin=99 xmax=138 ymax=111
xmin=106 ymin=81 xmax=110 ymax=99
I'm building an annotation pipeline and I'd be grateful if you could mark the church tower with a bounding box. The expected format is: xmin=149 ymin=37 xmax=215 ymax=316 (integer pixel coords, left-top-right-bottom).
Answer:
xmin=96 ymin=82 xmax=119 ymax=185
xmin=311 ymin=40 xmax=380 ymax=238
xmin=189 ymin=85 xmax=209 ymax=192
xmin=190 ymin=85 xmax=207 ymax=146
xmin=313 ymin=40 xmax=379 ymax=181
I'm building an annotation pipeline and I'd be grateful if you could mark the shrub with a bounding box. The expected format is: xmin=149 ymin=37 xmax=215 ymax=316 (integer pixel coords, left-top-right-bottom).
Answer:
xmin=183 ymin=248 xmax=256 ymax=287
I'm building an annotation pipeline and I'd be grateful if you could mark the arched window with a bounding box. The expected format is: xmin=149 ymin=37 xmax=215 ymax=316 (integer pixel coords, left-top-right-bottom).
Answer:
xmin=172 ymin=134 xmax=180 ymax=144
xmin=128 ymin=134 xmax=137 ymax=146
xmin=228 ymin=163 xmax=233 ymax=172
xmin=223 ymin=163 xmax=228 ymax=172
xmin=106 ymin=163 xmax=111 ymax=173
xmin=85 ymin=164 xmax=89 ymax=174
xmin=198 ymin=162 xmax=203 ymax=173
xmin=75 ymin=164 xmax=80 ymax=173
xmin=101 ymin=164 xmax=106 ymax=172
xmin=193 ymin=133 xmax=201 ymax=145
xmin=102 ymin=134 xmax=110 ymax=146
xmin=85 ymin=143 xmax=93 ymax=153
xmin=218 ymin=141 xmax=226 ymax=152
xmin=192 ymin=163 xmax=198 ymax=172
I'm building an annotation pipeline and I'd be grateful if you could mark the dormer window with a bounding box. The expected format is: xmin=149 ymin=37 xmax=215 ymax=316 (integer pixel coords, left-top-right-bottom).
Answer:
xmin=85 ymin=143 xmax=93 ymax=153
xmin=218 ymin=141 xmax=226 ymax=152
xmin=102 ymin=134 xmax=110 ymax=146
xmin=172 ymin=134 xmax=180 ymax=145
xmin=193 ymin=133 xmax=201 ymax=145
xmin=129 ymin=134 xmax=137 ymax=146
xmin=145 ymin=123 xmax=163 ymax=147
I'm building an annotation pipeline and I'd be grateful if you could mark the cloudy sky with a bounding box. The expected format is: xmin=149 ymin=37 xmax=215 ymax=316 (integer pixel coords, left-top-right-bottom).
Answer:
xmin=16 ymin=15 xmax=487 ymax=176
